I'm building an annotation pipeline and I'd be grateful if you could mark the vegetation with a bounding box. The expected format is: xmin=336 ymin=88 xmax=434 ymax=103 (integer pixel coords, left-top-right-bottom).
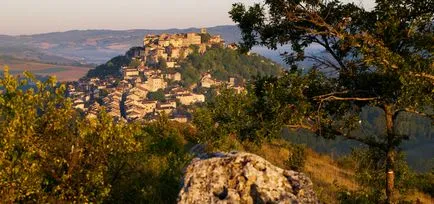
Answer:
xmin=0 ymin=67 xmax=308 ymax=202
xmin=230 ymin=0 xmax=433 ymax=202
xmin=147 ymin=89 xmax=166 ymax=102
xmin=86 ymin=55 xmax=130 ymax=78
xmin=0 ymin=68 xmax=191 ymax=203
xmin=199 ymin=33 xmax=212 ymax=43
xmin=339 ymin=148 xmax=414 ymax=202
xmin=179 ymin=46 xmax=282 ymax=86
xmin=86 ymin=47 xmax=142 ymax=79
xmin=0 ymin=66 xmax=431 ymax=202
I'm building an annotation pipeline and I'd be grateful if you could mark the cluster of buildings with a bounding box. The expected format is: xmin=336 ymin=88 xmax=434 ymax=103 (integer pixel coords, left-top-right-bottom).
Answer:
xmin=137 ymin=28 xmax=224 ymax=68
xmin=200 ymin=73 xmax=245 ymax=93
xmin=67 ymin=30 xmax=245 ymax=123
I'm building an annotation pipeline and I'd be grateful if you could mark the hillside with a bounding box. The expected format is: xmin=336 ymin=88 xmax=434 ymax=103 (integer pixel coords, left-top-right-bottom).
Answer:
xmin=85 ymin=46 xmax=283 ymax=83
xmin=255 ymin=140 xmax=432 ymax=203
xmin=0 ymin=55 xmax=92 ymax=81
xmin=179 ymin=46 xmax=282 ymax=85
xmin=0 ymin=26 xmax=241 ymax=65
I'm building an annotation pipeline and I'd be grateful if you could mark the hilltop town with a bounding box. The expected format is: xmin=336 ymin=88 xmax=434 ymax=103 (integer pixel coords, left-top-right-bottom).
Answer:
xmin=67 ymin=29 xmax=250 ymax=123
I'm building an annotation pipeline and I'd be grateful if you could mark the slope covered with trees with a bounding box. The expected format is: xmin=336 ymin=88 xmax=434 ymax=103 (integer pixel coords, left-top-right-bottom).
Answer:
xmin=179 ymin=46 xmax=282 ymax=85
xmin=85 ymin=44 xmax=282 ymax=83
xmin=85 ymin=47 xmax=143 ymax=79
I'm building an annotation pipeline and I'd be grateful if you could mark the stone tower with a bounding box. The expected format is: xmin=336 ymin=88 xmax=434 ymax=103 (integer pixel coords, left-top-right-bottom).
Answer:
xmin=200 ymin=28 xmax=207 ymax=34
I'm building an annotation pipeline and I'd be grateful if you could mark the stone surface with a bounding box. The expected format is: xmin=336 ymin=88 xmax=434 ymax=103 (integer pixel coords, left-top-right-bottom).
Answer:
xmin=177 ymin=152 xmax=318 ymax=204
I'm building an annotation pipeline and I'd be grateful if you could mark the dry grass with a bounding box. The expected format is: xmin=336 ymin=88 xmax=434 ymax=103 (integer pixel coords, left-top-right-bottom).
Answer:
xmin=403 ymin=191 xmax=434 ymax=204
xmin=242 ymin=139 xmax=433 ymax=203
xmin=304 ymin=148 xmax=358 ymax=203
xmin=0 ymin=58 xmax=92 ymax=81
xmin=245 ymin=139 xmax=357 ymax=203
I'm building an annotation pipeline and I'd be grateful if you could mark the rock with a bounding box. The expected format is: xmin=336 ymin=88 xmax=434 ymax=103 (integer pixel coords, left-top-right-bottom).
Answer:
xmin=177 ymin=152 xmax=318 ymax=204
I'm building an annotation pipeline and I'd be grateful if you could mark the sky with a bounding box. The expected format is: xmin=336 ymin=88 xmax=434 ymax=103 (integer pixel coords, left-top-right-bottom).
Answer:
xmin=0 ymin=0 xmax=375 ymax=35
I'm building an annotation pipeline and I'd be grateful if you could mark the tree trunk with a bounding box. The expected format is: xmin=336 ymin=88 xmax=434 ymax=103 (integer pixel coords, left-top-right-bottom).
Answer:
xmin=386 ymin=148 xmax=396 ymax=203
xmin=384 ymin=105 xmax=396 ymax=204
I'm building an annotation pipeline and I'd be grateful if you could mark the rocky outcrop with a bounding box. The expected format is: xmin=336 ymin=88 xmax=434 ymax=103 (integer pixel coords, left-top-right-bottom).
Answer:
xmin=178 ymin=152 xmax=318 ymax=204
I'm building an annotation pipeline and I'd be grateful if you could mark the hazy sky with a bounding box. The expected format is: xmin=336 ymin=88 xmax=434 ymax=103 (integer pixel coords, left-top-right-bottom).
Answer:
xmin=0 ymin=0 xmax=375 ymax=35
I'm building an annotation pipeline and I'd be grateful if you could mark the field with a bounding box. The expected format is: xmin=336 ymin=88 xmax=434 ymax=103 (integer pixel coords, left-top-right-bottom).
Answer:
xmin=0 ymin=56 xmax=92 ymax=81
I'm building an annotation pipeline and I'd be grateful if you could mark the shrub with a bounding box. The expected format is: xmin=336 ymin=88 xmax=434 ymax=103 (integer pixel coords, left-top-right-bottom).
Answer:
xmin=285 ymin=144 xmax=307 ymax=171
xmin=413 ymin=170 xmax=434 ymax=197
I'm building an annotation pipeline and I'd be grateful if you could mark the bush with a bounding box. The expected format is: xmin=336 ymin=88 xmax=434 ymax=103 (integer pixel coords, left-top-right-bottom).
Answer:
xmin=413 ymin=170 xmax=434 ymax=197
xmin=337 ymin=148 xmax=417 ymax=203
xmin=337 ymin=189 xmax=381 ymax=204
xmin=285 ymin=144 xmax=307 ymax=171
xmin=147 ymin=89 xmax=166 ymax=102
xmin=0 ymin=70 xmax=192 ymax=203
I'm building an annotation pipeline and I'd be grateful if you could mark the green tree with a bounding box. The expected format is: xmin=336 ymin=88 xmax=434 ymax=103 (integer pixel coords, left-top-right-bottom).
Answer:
xmin=192 ymin=86 xmax=285 ymax=148
xmin=0 ymin=68 xmax=141 ymax=202
xmin=179 ymin=46 xmax=282 ymax=87
xmin=86 ymin=55 xmax=131 ymax=78
xmin=0 ymin=68 xmax=194 ymax=203
xmin=129 ymin=59 xmax=141 ymax=68
xmin=230 ymin=0 xmax=434 ymax=202
xmin=108 ymin=117 xmax=193 ymax=203
xmin=158 ymin=57 xmax=167 ymax=69
xmin=199 ymin=33 xmax=212 ymax=43
xmin=147 ymin=89 xmax=166 ymax=102
xmin=339 ymin=148 xmax=415 ymax=202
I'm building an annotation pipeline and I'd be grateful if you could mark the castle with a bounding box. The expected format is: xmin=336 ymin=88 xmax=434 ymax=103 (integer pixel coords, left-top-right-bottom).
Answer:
xmin=139 ymin=30 xmax=224 ymax=68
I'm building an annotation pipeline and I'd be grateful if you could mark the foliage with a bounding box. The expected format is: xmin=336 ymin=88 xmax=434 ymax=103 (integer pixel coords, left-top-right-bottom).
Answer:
xmin=0 ymin=68 xmax=192 ymax=203
xmin=192 ymin=88 xmax=256 ymax=146
xmin=158 ymin=57 xmax=167 ymax=69
xmin=285 ymin=144 xmax=307 ymax=171
xmin=413 ymin=169 xmax=434 ymax=197
xmin=179 ymin=46 xmax=282 ymax=86
xmin=336 ymin=147 xmax=418 ymax=203
xmin=0 ymin=67 xmax=136 ymax=201
xmin=129 ymin=58 xmax=141 ymax=68
xmin=192 ymin=82 xmax=301 ymax=147
xmin=199 ymin=33 xmax=212 ymax=43
xmin=107 ymin=117 xmax=193 ymax=203
xmin=86 ymin=47 xmax=143 ymax=79
xmin=86 ymin=55 xmax=130 ymax=79
xmin=337 ymin=190 xmax=379 ymax=204
xmin=230 ymin=0 xmax=434 ymax=202
xmin=353 ymin=148 xmax=414 ymax=198
xmin=147 ymin=89 xmax=166 ymax=102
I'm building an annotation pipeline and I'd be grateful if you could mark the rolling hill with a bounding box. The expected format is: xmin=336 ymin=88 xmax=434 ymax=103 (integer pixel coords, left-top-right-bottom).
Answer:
xmin=0 ymin=26 xmax=242 ymax=65
xmin=0 ymin=55 xmax=92 ymax=81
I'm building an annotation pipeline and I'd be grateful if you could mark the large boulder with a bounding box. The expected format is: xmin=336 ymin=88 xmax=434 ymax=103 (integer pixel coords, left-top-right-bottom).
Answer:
xmin=177 ymin=152 xmax=318 ymax=204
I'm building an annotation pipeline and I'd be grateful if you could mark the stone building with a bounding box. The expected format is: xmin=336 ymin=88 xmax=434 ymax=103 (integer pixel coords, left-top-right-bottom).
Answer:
xmin=142 ymin=76 xmax=167 ymax=92
xmin=176 ymin=93 xmax=205 ymax=105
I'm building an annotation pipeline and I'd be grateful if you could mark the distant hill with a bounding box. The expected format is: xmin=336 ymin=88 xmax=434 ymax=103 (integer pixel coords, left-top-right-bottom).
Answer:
xmin=0 ymin=26 xmax=242 ymax=65
xmin=0 ymin=55 xmax=92 ymax=81
xmin=0 ymin=25 xmax=331 ymax=77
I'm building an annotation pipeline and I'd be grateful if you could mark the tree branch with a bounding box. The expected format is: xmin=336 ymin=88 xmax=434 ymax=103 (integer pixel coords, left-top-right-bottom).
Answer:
xmin=313 ymin=91 xmax=350 ymax=100
xmin=286 ymin=124 xmax=316 ymax=131
xmin=412 ymin=72 xmax=434 ymax=84
xmin=319 ymin=96 xmax=379 ymax=102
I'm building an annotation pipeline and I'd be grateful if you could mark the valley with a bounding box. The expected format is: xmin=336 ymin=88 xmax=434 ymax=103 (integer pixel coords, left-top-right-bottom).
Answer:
xmin=0 ymin=56 xmax=92 ymax=81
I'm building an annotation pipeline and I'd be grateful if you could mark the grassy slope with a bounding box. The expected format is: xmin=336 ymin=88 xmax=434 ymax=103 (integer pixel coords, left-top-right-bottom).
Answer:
xmin=241 ymin=139 xmax=433 ymax=203
xmin=0 ymin=56 xmax=92 ymax=81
